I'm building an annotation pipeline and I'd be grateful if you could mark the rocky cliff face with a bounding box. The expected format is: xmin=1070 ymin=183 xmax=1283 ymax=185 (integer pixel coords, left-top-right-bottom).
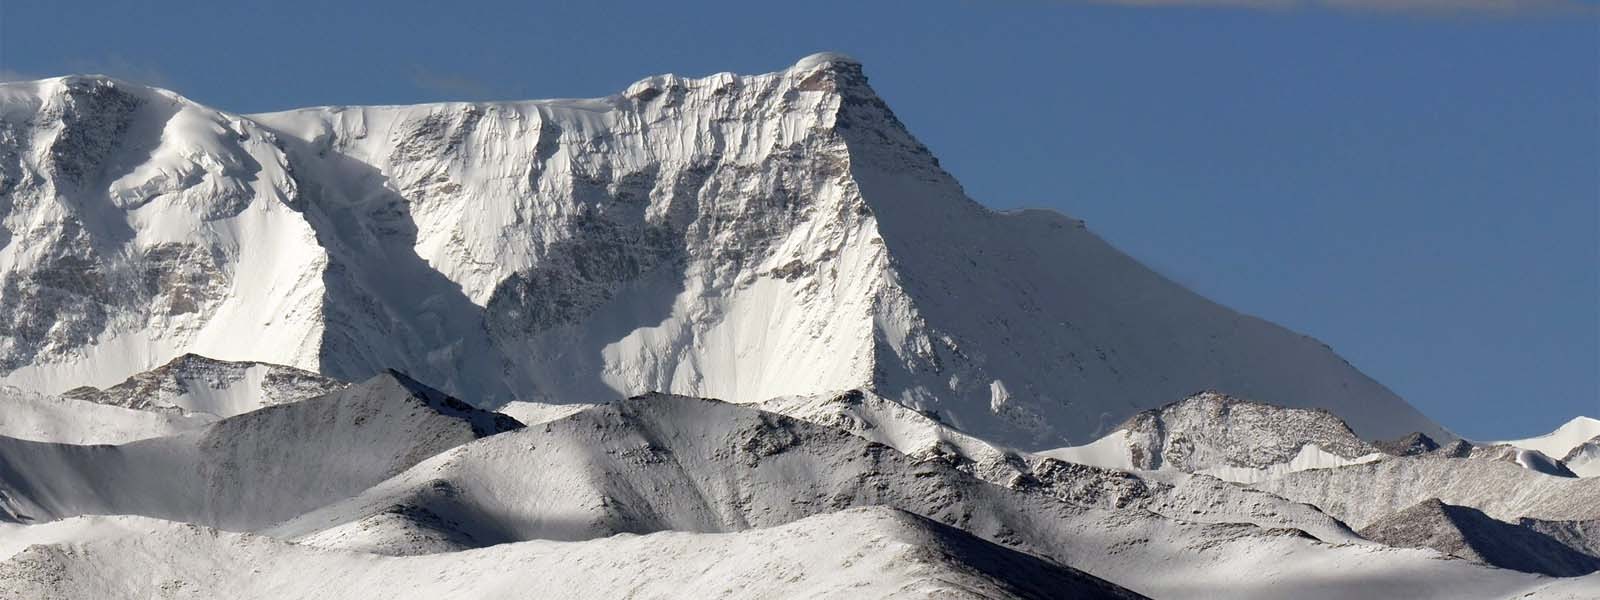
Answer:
xmin=60 ymin=353 xmax=345 ymax=417
xmin=1112 ymin=391 xmax=1380 ymax=471
xmin=0 ymin=74 xmax=327 ymax=394
xmin=0 ymin=54 xmax=1445 ymax=448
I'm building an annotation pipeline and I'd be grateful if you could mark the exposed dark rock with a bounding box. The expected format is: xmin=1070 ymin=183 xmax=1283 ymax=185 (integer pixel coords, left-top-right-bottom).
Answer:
xmin=1358 ymin=498 xmax=1600 ymax=577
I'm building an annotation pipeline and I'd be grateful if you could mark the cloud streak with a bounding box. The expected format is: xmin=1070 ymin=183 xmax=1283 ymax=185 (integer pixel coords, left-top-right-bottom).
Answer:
xmin=64 ymin=55 xmax=171 ymax=87
xmin=1070 ymin=0 xmax=1598 ymax=15
xmin=0 ymin=68 xmax=38 ymax=83
xmin=410 ymin=66 xmax=504 ymax=100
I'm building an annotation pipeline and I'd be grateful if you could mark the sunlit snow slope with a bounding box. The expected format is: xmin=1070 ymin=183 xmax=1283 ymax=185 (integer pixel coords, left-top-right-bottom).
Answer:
xmin=0 ymin=54 xmax=1444 ymax=448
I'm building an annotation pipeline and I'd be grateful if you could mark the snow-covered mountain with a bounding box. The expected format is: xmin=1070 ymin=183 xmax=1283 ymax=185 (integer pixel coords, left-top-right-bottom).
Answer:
xmin=1039 ymin=391 xmax=1384 ymax=481
xmin=1449 ymin=416 xmax=1600 ymax=478
xmin=0 ymin=356 xmax=1581 ymax=596
xmin=254 ymin=393 xmax=1553 ymax=599
xmin=1356 ymin=498 xmax=1599 ymax=577
xmin=0 ymin=385 xmax=208 ymax=444
xmin=1252 ymin=455 xmax=1600 ymax=530
xmin=1497 ymin=417 xmax=1600 ymax=467
xmin=0 ymin=54 xmax=1445 ymax=448
xmin=1 ymin=53 xmax=1595 ymax=595
xmin=1566 ymin=437 xmax=1600 ymax=478
xmin=60 ymin=353 xmax=345 ymax=418
xmin=1470 ymin=443 xmax=1578 ymax=478
xmin=0 ymin=371 xmax=520 ymax=528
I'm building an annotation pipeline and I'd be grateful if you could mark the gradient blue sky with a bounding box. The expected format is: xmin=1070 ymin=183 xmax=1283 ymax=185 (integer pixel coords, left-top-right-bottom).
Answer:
xmin=2 ymin=0 xmax=1595 ymax=439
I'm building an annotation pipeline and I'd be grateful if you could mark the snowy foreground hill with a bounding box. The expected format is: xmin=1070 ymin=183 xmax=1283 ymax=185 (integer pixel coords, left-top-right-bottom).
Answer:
xmin=0 ymin=54 xmax=1595 ymax=597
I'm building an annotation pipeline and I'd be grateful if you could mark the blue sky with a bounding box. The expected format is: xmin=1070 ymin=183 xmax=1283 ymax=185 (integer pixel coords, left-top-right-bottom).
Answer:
xmin=2 ymin=0 xmax=1595 ymax=439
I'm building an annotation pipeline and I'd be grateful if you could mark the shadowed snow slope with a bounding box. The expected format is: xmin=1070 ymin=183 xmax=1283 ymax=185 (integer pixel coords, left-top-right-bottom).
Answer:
xmin=1566 ymin=437 xmax=1600 ymax=478
xmin=268 ymin=395 xmax=1543 ymax=599
xmin=0 ymin=386 xmax=210 ymax=444
xmin=0 ymin=509 xmax=1145 ymax=600
xmin=760 ymin=389 xmax=1362 ymax=544
xmin=0 ymin=55 xmax=1444 ymax=448
xmin=1252 ymin=456 xmax=1600 ymax=530
xmin=760 ymin=388 xmax=1030 ymax=483
xmin=1470 ymin=444 xmax=1577 ymax=478
xmin=494 ymin=399 xmax=597 ymax=426
xmin=1357 ymin=498 xmax=1600 ymax=577
xmin=0 ymin=371 xmax=521 ymax=529
xmin=0 ymin=354 xmax=342 ymax=444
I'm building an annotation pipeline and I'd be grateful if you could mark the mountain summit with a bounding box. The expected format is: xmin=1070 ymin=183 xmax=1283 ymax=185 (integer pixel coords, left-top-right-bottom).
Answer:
xmin=0 ymin=55 xmax=1444 ymax=448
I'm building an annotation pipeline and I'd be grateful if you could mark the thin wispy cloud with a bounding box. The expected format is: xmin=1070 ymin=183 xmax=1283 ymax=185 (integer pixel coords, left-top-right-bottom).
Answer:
xmin=0 ymin=68 xmax=38 ymax=82
xmin=1069 ymin=0 xmax=1598 ymax=15
xmin=1319 ymin=0 xmax=1596 ymax=15
xmin=64 ymin=54 xmax=171 ymax=87
xmin=410 ymin=66 xmax=504 ymax=100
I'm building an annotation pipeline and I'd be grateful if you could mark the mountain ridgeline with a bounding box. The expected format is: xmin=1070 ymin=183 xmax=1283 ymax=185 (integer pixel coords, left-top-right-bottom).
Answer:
xmin=0 ymin=53 xmax=1444 ymax=449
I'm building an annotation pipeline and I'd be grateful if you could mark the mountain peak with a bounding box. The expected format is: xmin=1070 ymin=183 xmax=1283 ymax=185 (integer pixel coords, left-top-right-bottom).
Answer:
xmin=0 ymin=55 xmax=1447 ymax=451
xmin=791 ymin=51 xmax=862 ymax=72
xmin=1113 ymin=391 xmax=1378 ymax=471
xmin=1496 ymin=415 xmax=1600 ymax=459
xmin=1375 ymin=432 xmax=1441 ymax=457
xmin=59 ymin=355 xmax=346 ymax=418
xmin=1357 ymin=497 xmax=1600 ymax=577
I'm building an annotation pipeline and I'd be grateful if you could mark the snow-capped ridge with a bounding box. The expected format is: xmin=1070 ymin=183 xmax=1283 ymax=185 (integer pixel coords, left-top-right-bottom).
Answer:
xmin=1564 ymin=436 xmax=1600 ymax=478
xmin=757 ymin=388 xmax=1367 ymax=539
xmin=1254 ymin=454 xmax=1600 ymax=530
xmin=1497 ymin=416 xmax=1600 ymax=459
xmin=264 ymin=393 xmax=1554 ymax=599
xmin=0 ymin=385 xmax=210 ymax=444
xmin=0 ymin=54 xmax=1447 ymax=452
xmin=1 ymin=75 xmax=189 ymax=112
xmin=60 ymin=353 xmax=346 ymax=418
xmin=1375 ymin=432 xmax=1441 ymax=456
xmin=792 ymin=51 xmax=862 ymax=71
xmin=0 ymin=371 xmax=521 ymax=529
xmin=1041 ymin=391 xmax=1382 ymax=478
xmin=3 ymin=54 xmax=1597 ymax=596
xmin=1356 ymin=497 xmax=1600 ymax=577
xmin=376 ymin=369 xmax=526 ymax=437
xmin=1469 ymin=443 xmax=1578 ymax=478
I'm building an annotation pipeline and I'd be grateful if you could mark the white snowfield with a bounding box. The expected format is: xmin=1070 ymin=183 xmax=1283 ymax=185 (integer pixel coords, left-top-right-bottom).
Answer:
xmin=0 ymin=355 xmax=342 ymax=445
xmin=0 ymin=53 xmax=1446 ymax=450
xmin=0 ymin=386 xmax=210 ymax=444
xmin=1497 ymin=417 xmax=1600 ymax=463
xmin=494 ymin=399 xmax=597 ymax=426
xmin=1195 ymin=444 xmax=1385 ymax=484
xmin=0 ymin=509 xmax=1143 ymax=600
